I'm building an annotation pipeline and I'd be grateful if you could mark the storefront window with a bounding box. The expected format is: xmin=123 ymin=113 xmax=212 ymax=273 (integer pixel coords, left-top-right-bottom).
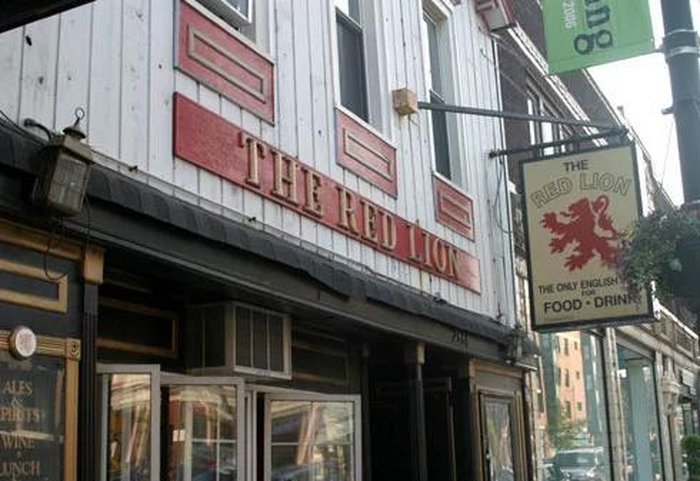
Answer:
xmin=534 ymin=332 xmax=611 ymax=481
xmin=100 ymin=373 xmax=153 ymax=481
xmin=0 ymin=351 xmax=65 ymax=480
xmin=617 ymin=346 xmax=663 ymax=481
xmin=167 ymin=386 xmax=238 ymax=481
xmin=482 ymin=397 xmax=515 ymax=481
xmin=270 ymin=400 xmax=356 ymax=481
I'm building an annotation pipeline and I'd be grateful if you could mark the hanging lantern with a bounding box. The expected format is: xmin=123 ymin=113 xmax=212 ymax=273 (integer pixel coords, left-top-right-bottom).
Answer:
xmin=32 ymin=108 xmax=93 ymax=216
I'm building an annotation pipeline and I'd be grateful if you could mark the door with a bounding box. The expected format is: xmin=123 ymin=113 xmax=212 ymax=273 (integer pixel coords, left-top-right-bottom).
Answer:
xmin=97 ymin=364 xmax=161 ymax=481
xmin=425 ymin=378 xmax=457 ymax=481
xmin=161 ymin=374 xmax=245 ymax=481
xmin=480 ymin=396 xmax=516 ymax=481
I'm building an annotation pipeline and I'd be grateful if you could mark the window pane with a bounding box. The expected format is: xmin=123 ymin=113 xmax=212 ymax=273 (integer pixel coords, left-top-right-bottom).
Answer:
xmin=271 ymin=400 xmax=355 ymax=481
xmin=269 ymin=315 xmax=285 ymax=372
xmin=236 ymin=306 xmax=252 ymax=367
xmin=312 ymin=445 xmax=353 ymax=481
xmin=482 ymin=399 xmax=514 ymax=481
xmin=533 ymin=332 xmax=611 ymax=481
xmin=337 ymin=14 xmax=368 ymax=121
xmin=102 ymin=373 xmax=151 ymax=481
xmin=618 ymin=347 xmax=663 ymax=481
xmin=167 ymin=386 xmax=238 ymax=481
xmin=253 ymin=310 xmax=268 ymax=370
xmin=431 ymin=93 xmax=451 ymax=179
xmin=335 ymin=0 xmax=360 ymax=22
xmin=0 ymin=353 xmax=65 ymax=481
xmin=313 ymin=403 xmax=354 ymax=445
xmin=423 ymin=16 xmax=442 ymax=95
xmin=271 ymin=401 xmax=312 ymax=443
xmin=272 ymin=445 xmax=312 ymax=481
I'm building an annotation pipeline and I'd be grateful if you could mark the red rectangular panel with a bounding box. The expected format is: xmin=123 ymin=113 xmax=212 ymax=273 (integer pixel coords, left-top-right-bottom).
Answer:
xmin=434 ymin=175 xmax=475 ymax=240
xmin=336 ymin=109 xmax=397 ymax=197
xmin=177 ymin=1 xmax=274 ymax=123
xmin=174 ymin=93 xmax=480 ymax=293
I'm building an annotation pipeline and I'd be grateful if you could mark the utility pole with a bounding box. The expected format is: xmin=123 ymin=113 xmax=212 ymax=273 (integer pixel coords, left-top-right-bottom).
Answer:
xmin=661 ymin=0 xmax=700 ymax=208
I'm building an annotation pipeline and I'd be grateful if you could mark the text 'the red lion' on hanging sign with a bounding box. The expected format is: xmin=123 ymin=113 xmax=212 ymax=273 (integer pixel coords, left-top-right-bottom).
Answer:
xmin=173 ymin=93 xmax=480 ymax=293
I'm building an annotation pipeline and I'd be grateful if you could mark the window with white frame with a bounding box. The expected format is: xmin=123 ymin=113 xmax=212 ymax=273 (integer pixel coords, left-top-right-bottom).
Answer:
xmin=266 ymin=395 xmax=362 ymax=481
xmin=334 ymin=0 xmax=386 ymax=130
xmin=197 ymin=0 xmax=270 ymax=51
xmin=421 ymin=7 xmax=456 ymax=181
xmin=335 ymin=0 xmax=369 ymax=121
xmin=526 ymin=87 xmax=571 ymax=156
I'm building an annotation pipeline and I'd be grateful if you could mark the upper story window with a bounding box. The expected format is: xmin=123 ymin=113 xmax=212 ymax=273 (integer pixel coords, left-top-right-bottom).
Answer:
xmin=198 ymin=0 xmax=270 ymax=51
xmin=336 ymin=0 xmax=369 ymax=121
xmin=526 ymin=87 xmax=571 ymax=156
xmin=334 ymin=0 xmax=387 ymax=132
xmin=421 ymin=6 xmax=458 ymax=182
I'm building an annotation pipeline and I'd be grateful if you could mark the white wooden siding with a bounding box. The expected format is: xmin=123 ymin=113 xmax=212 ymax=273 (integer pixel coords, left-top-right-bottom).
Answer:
xmin=0 ymin=0 xmax=513 ymax=321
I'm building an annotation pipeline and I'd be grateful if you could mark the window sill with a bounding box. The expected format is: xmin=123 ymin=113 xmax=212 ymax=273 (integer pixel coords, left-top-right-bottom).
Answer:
xmin=335 ymin=103 xmax=394 ymax=148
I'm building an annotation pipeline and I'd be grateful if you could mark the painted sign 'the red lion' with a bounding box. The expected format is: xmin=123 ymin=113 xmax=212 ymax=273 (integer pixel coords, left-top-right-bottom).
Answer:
xmin=541 ymin=195 xmax=619 ymax=271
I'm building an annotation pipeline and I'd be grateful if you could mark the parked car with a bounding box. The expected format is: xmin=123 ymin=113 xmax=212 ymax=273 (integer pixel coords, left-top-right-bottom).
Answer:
xmin=552 ymin=448 xmax=607 ymax=481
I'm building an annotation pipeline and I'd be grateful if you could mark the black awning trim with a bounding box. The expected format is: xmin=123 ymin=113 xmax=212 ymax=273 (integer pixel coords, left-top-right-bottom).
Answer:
xmin=0 ymin=120 xmax=537 ymax=353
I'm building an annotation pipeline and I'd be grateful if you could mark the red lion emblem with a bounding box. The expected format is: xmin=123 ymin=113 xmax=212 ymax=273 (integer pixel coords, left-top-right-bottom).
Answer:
xmin=541 ymin=195 xmax=619 ymax=271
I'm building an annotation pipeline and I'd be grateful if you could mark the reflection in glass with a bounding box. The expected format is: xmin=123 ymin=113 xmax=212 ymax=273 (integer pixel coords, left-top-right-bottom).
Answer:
xmin=534 ymin=332 xmax=611 ymax=481
xmin=167 ymin=386 xmax=237 ymax=481
xmin=483 ymin=400 xmax=515 ymax=481
xmin=618 ymin=347 xmax=663 ymax=481
xmin=101 ymin=373 xmax=151 ymax=481
xmin=270 ymin=401 xmax=354 ymax=481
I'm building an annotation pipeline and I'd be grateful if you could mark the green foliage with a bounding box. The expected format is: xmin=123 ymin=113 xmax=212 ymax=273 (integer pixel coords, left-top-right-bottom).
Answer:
xmin=618 ymin=209 xmax=700 ymax=299
xmin=684 ymin=434 xmax=700 ymax=481
xmin=683 ymin=434 xmax=700 ymax=457
xmin=547 ymin=402 xmax=585 ymax=451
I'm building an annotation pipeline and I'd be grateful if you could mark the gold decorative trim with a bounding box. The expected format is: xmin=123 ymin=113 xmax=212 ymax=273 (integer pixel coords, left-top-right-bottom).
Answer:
xmin=64 ymin=355 xmax=79 ymax=481
xmin=188 ymin=26 xmax=267 ymax=102
xmin=0 ymin=217 xmax=104 ymax=285
xmin=343 ymin=130 xmax=394 ymax=181
xmin=82 ymin=246 xmax=104 ymax=285
xmin=0 ymin=218 xmax=83 ymax=260
xmin=0 ymin=330 xmax=80 ymax=481
xmin=0 ymin=330 xmax=81 ymax=360
xmin=0 ymin=258 xmax=68 ymax=313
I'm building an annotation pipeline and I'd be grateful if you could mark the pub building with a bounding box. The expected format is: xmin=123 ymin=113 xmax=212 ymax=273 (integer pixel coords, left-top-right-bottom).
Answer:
xmin=0 ymin=1 xmax=537 ymax=481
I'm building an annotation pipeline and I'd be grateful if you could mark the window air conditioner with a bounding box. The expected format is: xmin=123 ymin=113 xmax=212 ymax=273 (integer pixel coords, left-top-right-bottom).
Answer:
xmin=187 ymin=302 xmax=292 ymax=380
xmin=199 ymin=0 xmax=253 ymax=28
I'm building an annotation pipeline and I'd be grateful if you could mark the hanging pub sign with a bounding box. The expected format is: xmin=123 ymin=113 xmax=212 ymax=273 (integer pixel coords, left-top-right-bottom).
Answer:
xmin=543 ymin=0 xmax=654 ymax=74
xmin=521 ymin=144 xmax=652 ymax=331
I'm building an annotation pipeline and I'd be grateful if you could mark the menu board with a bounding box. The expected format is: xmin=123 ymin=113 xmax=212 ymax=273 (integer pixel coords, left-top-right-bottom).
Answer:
xmin=0 ymin=351 xmax=64 ymax=480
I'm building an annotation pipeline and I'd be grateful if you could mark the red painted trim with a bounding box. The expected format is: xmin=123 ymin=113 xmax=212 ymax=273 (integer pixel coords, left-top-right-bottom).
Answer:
xmin=434 ymin=176 xmax=475 ymax=240
xmin=336 ymin=109 xmax=397 ymax=197
xmin=177 ymin=0 xmax=275 ymax=123
xmin=174 ymin=93 xmax=481 ymax=293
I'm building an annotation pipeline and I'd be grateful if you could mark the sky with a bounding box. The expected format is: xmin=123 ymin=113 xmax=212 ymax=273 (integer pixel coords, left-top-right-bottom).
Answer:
xmin=587 ymin=0 xmax=695 ymax=206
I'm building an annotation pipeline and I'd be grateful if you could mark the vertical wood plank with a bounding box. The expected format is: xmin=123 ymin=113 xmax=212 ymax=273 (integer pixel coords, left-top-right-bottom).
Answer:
xmin=120 ymin=0 xmax=150 ymax=172
xmin=0 ymin=27 xmax=24 ymax=122
xmin=148 ymin=0 xmax=175 ymax=182
xmin=55 ymin=6 xmax=92 ymax=133
xmin=19 ymin=16 xmax=60 ymax=130
xmin=89 ymin=0 xmax=122 ymax=158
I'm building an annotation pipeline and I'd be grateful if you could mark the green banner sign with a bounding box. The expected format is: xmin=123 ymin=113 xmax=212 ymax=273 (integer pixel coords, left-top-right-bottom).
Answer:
xmin=544 ymin=0 xmax=655 ymax=73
